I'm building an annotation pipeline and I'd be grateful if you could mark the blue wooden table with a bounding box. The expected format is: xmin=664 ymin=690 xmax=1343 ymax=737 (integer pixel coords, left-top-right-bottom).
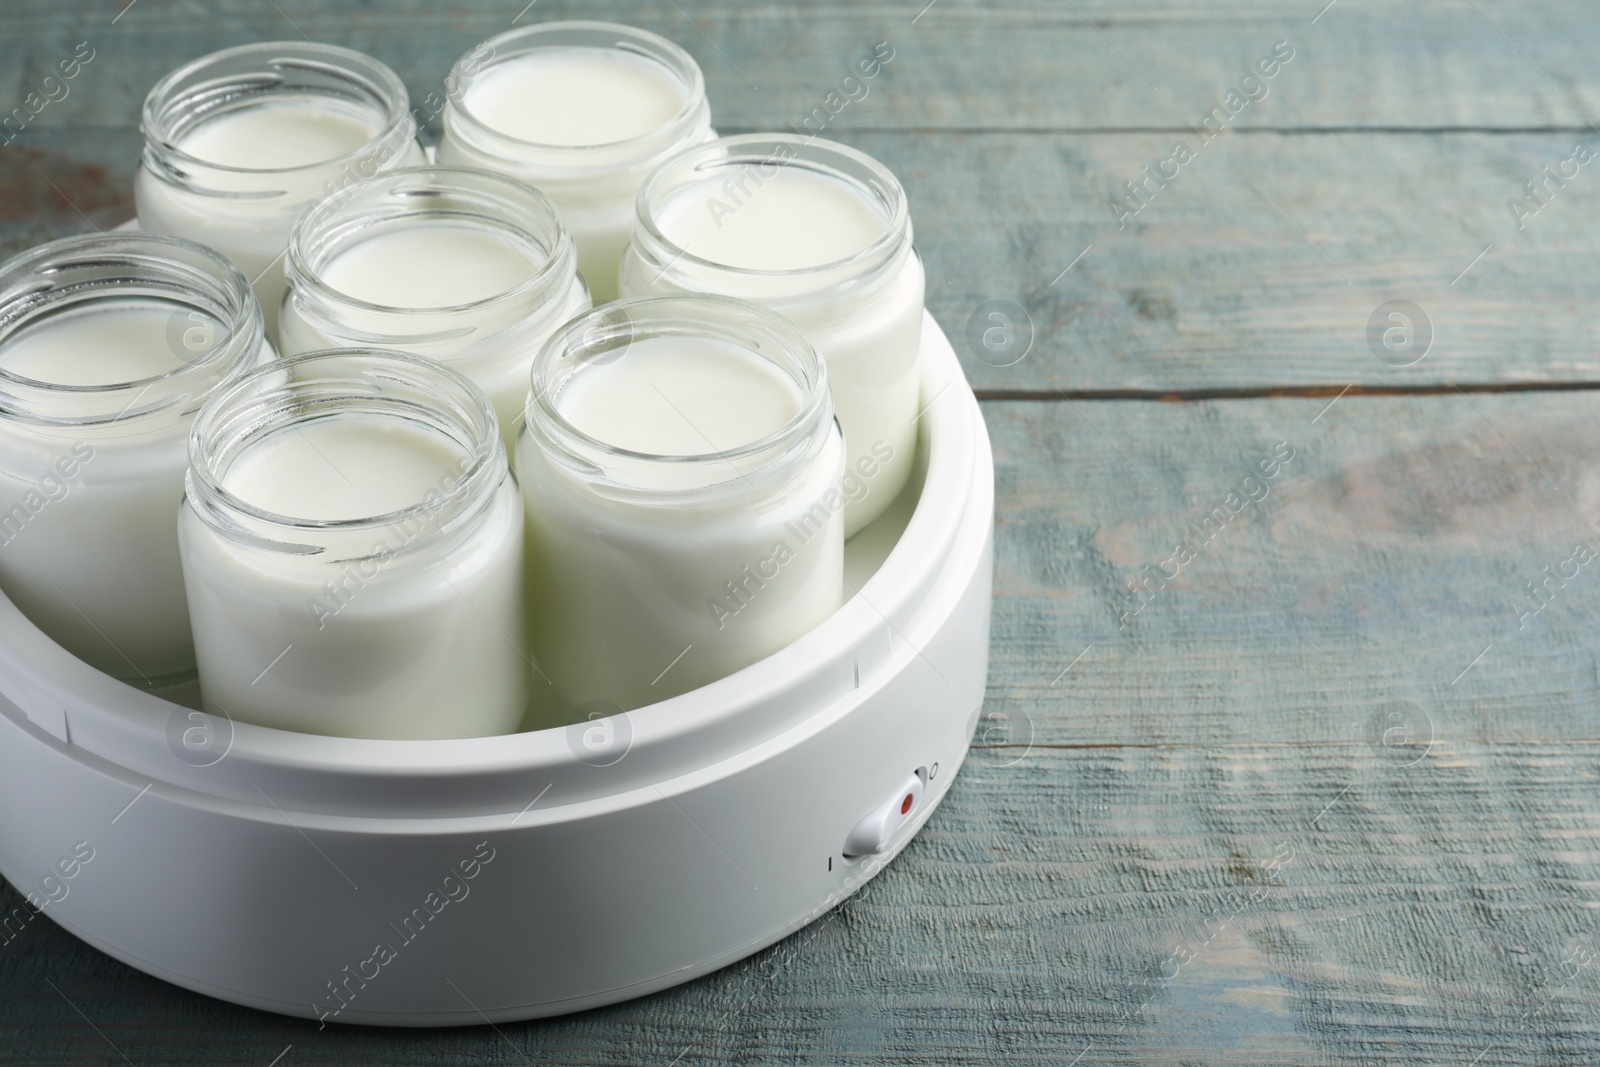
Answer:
xmin=5 ymin=1 xmax=1600 ymax=1063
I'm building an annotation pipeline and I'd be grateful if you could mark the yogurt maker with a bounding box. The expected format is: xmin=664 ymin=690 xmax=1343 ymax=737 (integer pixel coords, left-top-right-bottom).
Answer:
xmin=0 ymin=310 xmax=993 ymax=1025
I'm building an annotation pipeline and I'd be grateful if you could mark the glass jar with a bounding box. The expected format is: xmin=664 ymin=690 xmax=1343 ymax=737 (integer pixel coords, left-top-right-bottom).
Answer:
xmin=620 ymin=134 xmax=925 ymax=537
xmin=135 ymin=41 xmax=426 ymax=342
xmin=436 ymin=21 xmax=713 ymax=303
xmin=280 ymin=166 xmax=589 ymax=447
xmin=517 ymin=295 xmax=843 ymax=726
xmin=0 ymin=233 xmax=265 ymax=686
xmin=180 ymin=349 xmax=526 ymax=740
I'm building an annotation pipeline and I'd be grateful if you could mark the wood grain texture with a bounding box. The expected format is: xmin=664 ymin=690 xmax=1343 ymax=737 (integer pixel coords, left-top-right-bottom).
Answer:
xmin=5 ymin=0 xmax=1600 ymax=1063
xmin=907 ymin=129 xmax=1600 ymax=393
xmin=4 ymin=1 xmax=1600 ymax=132
xmin=3 ymin=1 xmax=1599 ymax=391
xmin=4 ymin=397 xmax=1600 ymax=1065
xmin=3 ymin=742 xmax=1598 ymax=1066
xmin=9 ymin=127 xmax=1600 ymax=392
xmin=985 ymin=394 xmax=1600 ymax=748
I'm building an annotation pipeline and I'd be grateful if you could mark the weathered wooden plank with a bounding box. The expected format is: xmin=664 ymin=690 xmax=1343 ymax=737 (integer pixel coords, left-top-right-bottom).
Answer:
xmin=3 ymin=1 xmax=1599 ymax=133
xmin=3 ymin=397 xmax=1600 ymax=1064
xmin=3 ymin=5 xmax=1599 ymax=1064
xmin=984 ymin=393 xmax=1600 ymax=749
xmin=4 ymin=740 xmax=1598 ymax=1065
xmin=902 ymin=128 xmax=1600 ymax=392
xmin=5 ymin=0 xmax=1595 ymax=392
xmin=7 ymin=128 xmax=1600 ymax=392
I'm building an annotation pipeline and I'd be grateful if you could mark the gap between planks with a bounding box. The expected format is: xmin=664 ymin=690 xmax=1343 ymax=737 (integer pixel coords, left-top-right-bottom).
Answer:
xmin=970 ymin=738 xmax=1600 ymax=751
xmin=976 ymin=381 xmax=1600 ymax=403
xmin=719 ymin=125 xmax=1600 ymax=136
xmin=35 ymin=125 xmax=1600 ymax=139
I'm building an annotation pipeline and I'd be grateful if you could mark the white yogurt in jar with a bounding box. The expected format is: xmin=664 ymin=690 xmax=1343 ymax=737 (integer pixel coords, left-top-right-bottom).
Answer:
xmin=0 ymin=234 xmax=264 ymax=686
xmin=180 ymin=350 xmax=526 ymax=740
xmin=462 ymin=49 xmax=687 ymax=149
xmin=279 ymin=167 xmax=589 ymax=445
xmin=653 ymin=167 xmax=889 ymax=271
xmin=558 ymin=336 xmax=803 ymax=463
xmin=135 ymin=42 xmax=425 ymax=342
xmin=319 ymin=225 xmax=537 ymax=308
xmin=222 ymin=416 xmax=466 ymax=519
xmin=176 ymin=100 xmax=383 ymax=171
xmin=0 ymin=301 xmax=195 ymax=382
xmin=620 ymin=135 xmax=925 ymax=537
xmin=517 ymin=296 xmax=843 ymax=725
xmin=437 ymin=22 xmax=713 ymax=303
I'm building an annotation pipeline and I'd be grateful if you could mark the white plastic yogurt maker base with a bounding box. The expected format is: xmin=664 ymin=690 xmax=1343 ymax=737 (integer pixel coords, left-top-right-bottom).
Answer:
xmin=0 ymin=310 xmax=993 ymax=1025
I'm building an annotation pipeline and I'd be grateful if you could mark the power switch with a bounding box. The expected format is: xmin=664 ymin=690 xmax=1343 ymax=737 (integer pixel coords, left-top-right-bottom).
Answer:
xmin=842 ymin=770 xmax=925 ymax=858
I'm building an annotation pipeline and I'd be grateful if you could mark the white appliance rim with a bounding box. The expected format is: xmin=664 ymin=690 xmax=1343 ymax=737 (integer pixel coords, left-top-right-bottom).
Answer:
xmin=0 ymin=310 xmax=983 ymax=816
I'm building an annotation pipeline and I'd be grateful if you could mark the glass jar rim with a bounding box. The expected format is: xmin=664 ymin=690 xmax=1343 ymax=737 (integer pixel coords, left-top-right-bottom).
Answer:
xmin=286 ymin=165 xmax=578 ymax=317
xmin=141 ymin=40 xmax=415 ymax=178
xmin=527 ymin=294 xmax=832 ymax=495
xmin=445 ymin=21 xmax=709 ymax=160
xmin=0 ymin=232 xmax=263 ymax=426
xmin=188 ymin=348 xmax=504 ymax=540
xmin=632 ymin=133 xmax=912 ymax=283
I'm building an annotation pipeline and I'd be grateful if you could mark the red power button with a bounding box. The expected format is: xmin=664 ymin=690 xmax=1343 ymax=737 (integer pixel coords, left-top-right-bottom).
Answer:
xmin=843 ymin=771 xmax=926 ymax=858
